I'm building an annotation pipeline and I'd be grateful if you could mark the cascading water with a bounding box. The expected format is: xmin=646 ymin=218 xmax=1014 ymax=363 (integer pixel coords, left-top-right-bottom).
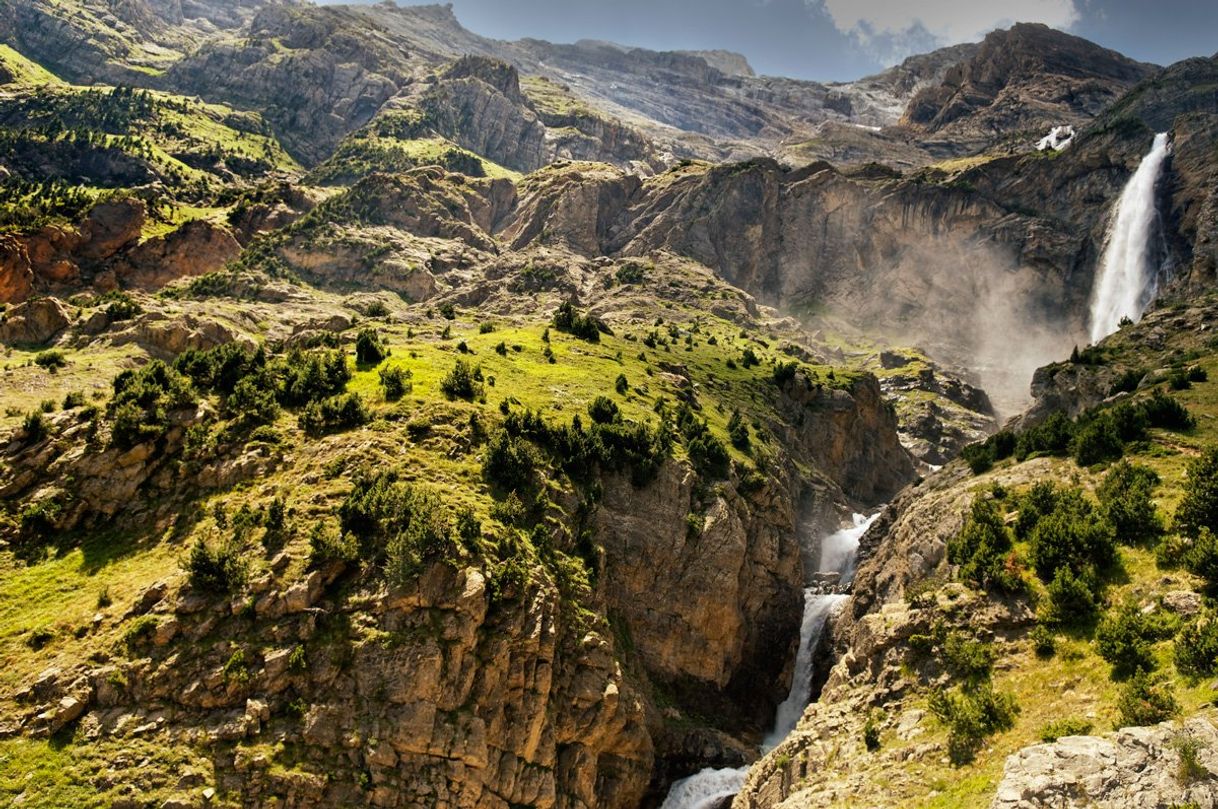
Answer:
xmin=1088 ymin=132 xmax=1171 ymax=343
xmin=659 ymin=513 xmax=879 ymax=809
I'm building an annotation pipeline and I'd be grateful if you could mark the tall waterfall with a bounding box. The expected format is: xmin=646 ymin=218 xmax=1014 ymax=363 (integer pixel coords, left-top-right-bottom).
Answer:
xmin=660 ymin=514 xmax=879 ymax=809
xmin=1088 ymin=132 xmax=1171 ymax=343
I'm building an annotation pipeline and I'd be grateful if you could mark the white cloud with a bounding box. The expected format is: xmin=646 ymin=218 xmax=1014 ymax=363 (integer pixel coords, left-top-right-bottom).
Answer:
xmin=818 ymin=0 xmax=1079 ymax=62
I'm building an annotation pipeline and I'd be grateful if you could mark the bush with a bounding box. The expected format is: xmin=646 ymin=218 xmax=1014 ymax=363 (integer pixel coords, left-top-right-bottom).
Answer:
xmin=1072 ymin=411 xmax=1125 ymax=466
xmin=943 ymin=632 xmax=995 ymax=682
xmin=863 ymin=713 xmax=882 ymax=751
xmin=772 ymin=361 xmax=798 ymax=387
xmin=615 ymin=262 xmax=646 ymax=284
xmin=1174 ymin=612 xmax=1218 ymax=678
xmin=1097 ymin=461 xmax=1163 ymax=546
xmin=1186 ymin=528 xmax=1218 ymax=592
xmin=741 ymin=348 xmax=760 ymax=368
xmin=1096 ymin=599 xmax=1157 ymax=676
xmin=928 ymin=684 xmax=1020 ymax=765
xmin=552 ymin=301 xmax=601 ymax=342
xmin=587 ymin=396 xmax=620 ymax=425
xmin=299 ymin=392 xmax=369 ymax=436
xmin=355 ymin=328 xmax=389 ymax=366
xmin=34 ymin=350 xmax=67 ymax=372
xmin=439 ymin=359 xmax=483 ymax=401
xmin=1027 ymin=489 xmax=1116 ymax=581
xmin=1043 ymin=566 xmax=1099 ymax=627
xmin=1141 ymin=390 xmax=1195 ymax=431
xmin=949 ymin=498 xmax=1019 ymax=592
xmin=108 ymin=360 xmax=196 ymax=449
xmin=482 ymin=430 xmax=538 ymax=492
xmin=1174 ymin=731 xmax=1209 ymax=783
xmin=1040 ymin=717 xmax=1093 ymax=742
xmin=21 ymin=411 xmax=47 ymax=443
xmin=185 ymin=537 xmax=247 ymax=594
xmin=385 ymin=490 xmax=460 ymax=584
xmin=687 ymin=432 xmax=730 ymax=480
xmin=1115 ymin=672 xmax=1179 ymax=727
xmin=1109 ymin=368 xmax=1145 ymax=396
xmin=308 ymin=523 xmax=358 ymax=567
xmin=100 ymin=290 xmax=141 ymax=322
xmin=227 ymin=376 xmax=280 ymax=426
xmin=727 ymin=409 xmax=750 ymax=450
xmin=1030 ymin=624 xmax=1057 ymax=657
xmin=1175 ymin=447 xmax=1218 ymax=539
xmin=378 ymin=366 xmax=412 ymax=401
xmin=615 ymin=373 xmax=629 ymax=395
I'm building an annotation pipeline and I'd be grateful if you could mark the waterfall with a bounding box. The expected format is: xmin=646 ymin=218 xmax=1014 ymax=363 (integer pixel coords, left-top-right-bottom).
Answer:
xmin=660 ymin=513 xmax=878 ymax=809
xmin=1088 ymin=132 xmax=1171 ymax=343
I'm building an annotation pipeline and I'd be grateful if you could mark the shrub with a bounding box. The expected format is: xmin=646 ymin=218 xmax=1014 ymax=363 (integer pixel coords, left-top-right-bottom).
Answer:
xmin=439 ymin=302 xmax=456 ymax=320
xmin=928 ymin=683 xmax=1020 ymax=765
xmin=62 ymin=391 xmax=85 ymax=410
xmin=552 ymin=301 xmax=601 ymax=342
xmin=308 ymin=523 xmax=358 ymax=567
xmin=1030 ymin=624 xmax=1056 ymax=657
xmin=21 ymin=411 xmax=47 ymax=443
xmin=299 ymin=393 xmax=369 ymax=437
xmin=482 ymin=430 xmax=538 ymax=492
xmin=949 ymin=498 xmax=1019 ymax=592
xmin=184 ymin=537 xmax=247 ymax=594
xmin=1186 ymin=528 xmax=1218 ymax=592
xmin=385 ymin=490 xmax=460 ymax=584
xmin=687 ymin=432 xmax=730 ymax=480
xmin=1096 ymin=600 xmax=1157 ymax=676
xmin=1109 ymin=368 xmax=1145 ymax=396
xmin=772 ymin=361 xmax=798 ymax=387
xmin=615 ymin=262 xmax=646 ymax=284
xmin=1027 ymin=489 xmax=1116 ymax=581
xmin=587 ymin=396 xmax=620 ymax=425
xmin=34 ymin=350 xmax=67 ymax=372
xmin=863 ymin=712 xmax=882 ymax=751
xmin=1174 ymin=611 xmax=1218 ymax=678
xmin=227 ymin=376 xmax=280 ymax=426
xmin=108 ymin=360 xmax=196 ymax=449
xmin=1175 ymin=447 xmax=1218 ymax=539
xmin=1115 ymin=672 xmax=1179 ymax=727
xmin=276 ymin=348 xmax=351 ymax=406
xmin=355 ymin=328 xmax=389 ymax=366
xmin=439 ymin=359 xmax=483 ymax=401
xmin=727 ymin=409 xmax=750 ymax=450
xmin=1072 ymin=411 xmax=1125 ymax=466
xmin=943 ymin=632 xmax=995 ymax=682
xmin=378 ymin=366 xmax=412 ymax=401
xmin=741 ymin=348 xmax=760 ymax=368
xmin=19 ymin=499 xmax=61 ymax=540
xmin=1097 ymin=461 xmax=1163 ymax=546
xmin=615 ymin=374 xmax=629 ymax=395
xmin=1015 ymin=411 xmax=1076 ymax=460
xmin=122 ymin=615 xmax=159 ymax=650
xmin=1141 ymin=390 xmax=1195 ymax=431
xmin=1040 ymin=718 xmax=1093 ymax=742
xmin=1041 ymin=566 xmax=1098 ymax=627
xmin=101 ymin=290 xmax=141 ymax=322
xmin=479 ymin=321 xmax=496 ymax=334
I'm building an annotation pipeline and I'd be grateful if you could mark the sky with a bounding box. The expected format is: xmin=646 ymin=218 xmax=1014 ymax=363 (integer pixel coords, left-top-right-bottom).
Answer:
xmin=344 ymin=0 xmax=1218 ymax=81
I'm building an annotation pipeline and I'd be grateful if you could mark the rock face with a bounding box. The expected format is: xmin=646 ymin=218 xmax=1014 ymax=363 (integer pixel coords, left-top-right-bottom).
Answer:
xmin=901 ymin=24 xmax=1156 ymax=151
xmin=0 ymin=198 xmax=245 ymax=303
xmin=991 ymin=714 xmax=1218 ymax=808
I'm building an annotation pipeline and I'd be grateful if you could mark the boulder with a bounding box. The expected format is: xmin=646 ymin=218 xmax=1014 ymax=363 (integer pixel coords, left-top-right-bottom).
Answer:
xmin=0 ymin=296 xmax=72 ymax=345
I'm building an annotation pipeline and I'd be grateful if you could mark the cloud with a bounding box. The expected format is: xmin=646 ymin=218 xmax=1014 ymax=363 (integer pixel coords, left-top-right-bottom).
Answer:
xmin=817 ymin=0 xmax=1079 ymax=63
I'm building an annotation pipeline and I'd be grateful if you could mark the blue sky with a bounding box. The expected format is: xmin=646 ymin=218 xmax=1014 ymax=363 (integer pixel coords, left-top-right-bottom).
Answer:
xmin=341 ymin=0 xmax=1218 ymax=81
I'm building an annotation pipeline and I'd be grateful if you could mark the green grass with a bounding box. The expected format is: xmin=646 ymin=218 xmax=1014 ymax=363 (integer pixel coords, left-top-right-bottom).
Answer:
xmin=0 ymin=45 xmax=64 ymax=87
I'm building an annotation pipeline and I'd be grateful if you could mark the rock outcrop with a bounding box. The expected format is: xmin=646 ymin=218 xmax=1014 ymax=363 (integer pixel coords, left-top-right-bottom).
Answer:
xmin=992 ymin=714 xmax=1218 ymax=808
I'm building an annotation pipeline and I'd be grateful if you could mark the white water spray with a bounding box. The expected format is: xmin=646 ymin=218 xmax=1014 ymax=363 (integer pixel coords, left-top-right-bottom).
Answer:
xmin=1088 ymin=132 xmax=1171 ymax=343
xmin=660 ymin=513 xmax=879 ymax=808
